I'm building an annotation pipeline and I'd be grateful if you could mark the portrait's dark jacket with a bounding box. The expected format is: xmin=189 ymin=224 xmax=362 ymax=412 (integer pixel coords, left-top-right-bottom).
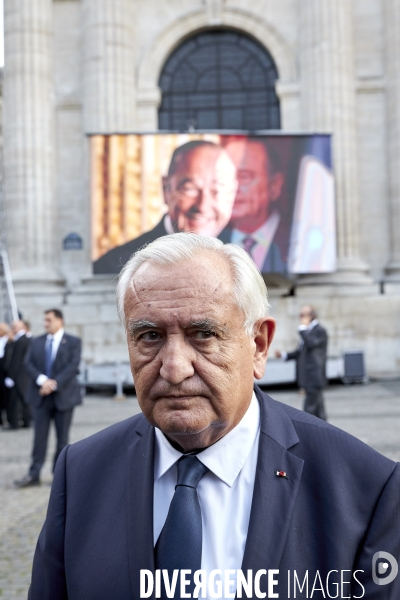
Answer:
xmin=4 ymin=333 xmax=31 ymax=400
xmin=260 ymin=240 xmax=285 ymax=274
xmin=29 ymin=386 xmax=400 ymax=599
xmin=24 ymin=333 xmax=82 ymax=411
xmin=228 ymin=215 xmax=290 ymax=274
xmin=93 ymin=216 xmax=232 ymax=274
xmin=286 ymin=322 xmax=328 ymax=389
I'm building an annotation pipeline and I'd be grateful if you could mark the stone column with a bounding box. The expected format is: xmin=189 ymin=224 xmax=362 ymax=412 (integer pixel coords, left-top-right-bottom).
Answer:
xmin=384 ymin=0 xmax=400 ymax=279
xmin=299 ymin=0 xmax=369 ymax=280
xmin=82 ymin=0 xmax=136 ymax=133
xmin=3 ymin=0 xmax=58 ymax=280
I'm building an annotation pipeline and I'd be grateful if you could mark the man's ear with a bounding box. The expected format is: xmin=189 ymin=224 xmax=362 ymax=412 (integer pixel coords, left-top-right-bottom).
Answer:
xmin=269 ymin=172 xmax=284 ymax=201
xmin=162 ymin=176 xmax=171 ymax=207
xmin=253 ymin=317 xmax=276 ymax=380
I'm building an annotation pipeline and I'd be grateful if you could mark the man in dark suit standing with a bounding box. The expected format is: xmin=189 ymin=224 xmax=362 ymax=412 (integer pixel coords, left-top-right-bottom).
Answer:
xmin=29 ymin=235 xmax=399 ymax=599
xmin=276 ymin=305 xmax=328 ymax=420
xmin=15 ymin=309 xmax=82 ymax=487
xmin=4 ymin=319 xmax=32 ymax=429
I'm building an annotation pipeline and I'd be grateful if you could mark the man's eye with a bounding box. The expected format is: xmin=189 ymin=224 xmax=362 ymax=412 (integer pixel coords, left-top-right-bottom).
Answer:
xmin=193 ymin=330 xmax=216 ymax=340
xmin=140 ymin=331 xmax=162 ymax=341
xmin=180 ymin=185 xmax=199 ymax=197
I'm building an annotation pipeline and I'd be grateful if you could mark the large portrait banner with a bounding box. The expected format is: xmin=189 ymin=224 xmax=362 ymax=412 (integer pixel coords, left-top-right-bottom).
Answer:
xmin=90 ymin=133 xmax=336 ymax=279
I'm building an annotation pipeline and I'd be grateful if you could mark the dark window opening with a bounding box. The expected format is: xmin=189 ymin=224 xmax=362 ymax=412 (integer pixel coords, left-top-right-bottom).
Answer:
xmin=158 ymin=29 xmax=281 ymax=131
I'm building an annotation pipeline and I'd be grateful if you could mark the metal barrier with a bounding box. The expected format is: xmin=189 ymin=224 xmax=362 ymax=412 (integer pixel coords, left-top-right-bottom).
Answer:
xmin=78 ymin=355 xmax=351 ymax=395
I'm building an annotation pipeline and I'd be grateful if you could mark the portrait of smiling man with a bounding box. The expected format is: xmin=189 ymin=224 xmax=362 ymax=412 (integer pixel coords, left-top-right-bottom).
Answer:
xmin=30 ymin=234 xmax=400 ymax=599
xmin=93 ymin=141 xmax=237 ymax=274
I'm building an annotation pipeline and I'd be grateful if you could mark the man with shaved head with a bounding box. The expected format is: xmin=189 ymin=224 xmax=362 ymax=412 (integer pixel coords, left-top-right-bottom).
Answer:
xmin=31 ymin=235 xmax=399 ymax=599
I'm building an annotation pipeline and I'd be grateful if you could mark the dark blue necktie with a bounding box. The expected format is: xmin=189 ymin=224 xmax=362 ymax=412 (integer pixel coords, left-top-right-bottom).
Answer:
xmin=45 ymin=336 xmax=53 ymax=377
xmin=243 ymin=236 xmax=256 ymax=257
xmin=155 ymin=455 xmax=208 ymax=599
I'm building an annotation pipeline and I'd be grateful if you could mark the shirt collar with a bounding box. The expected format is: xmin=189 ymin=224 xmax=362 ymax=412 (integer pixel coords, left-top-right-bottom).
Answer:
xmin=308 ymin=319 xmax=319 ymax=331
xmin=154 ymin=392 xmax=260 ymax=488
xmin=231 ymin=211 xmax=280 ymax=248
xmin=13 ymin=330 xmax=26 ymax=341
xmin=47 ymin=328 xmax=64 ymax=343
xmin=164 ymin=214 xmax=174 ymax=235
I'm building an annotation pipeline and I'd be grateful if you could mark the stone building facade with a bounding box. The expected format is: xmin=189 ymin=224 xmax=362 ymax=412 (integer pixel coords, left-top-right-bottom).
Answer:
xmin=2 ymin=0 xmax=400 ymax=374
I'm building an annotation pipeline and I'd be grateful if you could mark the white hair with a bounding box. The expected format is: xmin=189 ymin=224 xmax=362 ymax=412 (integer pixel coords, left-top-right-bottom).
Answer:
xmin=116 ymin=233 xmax=270 ymax=335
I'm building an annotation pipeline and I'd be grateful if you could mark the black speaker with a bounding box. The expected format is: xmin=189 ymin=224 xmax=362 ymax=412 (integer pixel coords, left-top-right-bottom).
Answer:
xmin=342 ymin=351 xmax=368 ymax=384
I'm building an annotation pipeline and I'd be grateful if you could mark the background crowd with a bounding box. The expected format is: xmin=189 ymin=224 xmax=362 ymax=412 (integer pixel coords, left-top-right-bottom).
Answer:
xmin=0 ymin=319 xmax=32 ymax=430
xmin=0 ymin=310 xmax=82 ymax=488
xmin=0 ymin=300 xmax=329 ymax=490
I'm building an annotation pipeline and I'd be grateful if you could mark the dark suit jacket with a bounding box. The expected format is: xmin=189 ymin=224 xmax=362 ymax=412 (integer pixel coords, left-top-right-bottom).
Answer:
xmin=287 ymin=322 xmax=328 ymax=389
xmin=0 ymin=338 xmax=11 ymax=378
xmin=261 ymin=240 xmax=286 ymax=273
xmin=0 ymin=339 xmax=11 ymax=407
xmin=93 ymin=216 xmax=232 ymax=274
xmin=5 ymin=333 xmax=31 ymax=401
xmin=24 ymin=333 xmax=82 ymax=411
xmin=29 ymin=386 xmax=400 ymax=599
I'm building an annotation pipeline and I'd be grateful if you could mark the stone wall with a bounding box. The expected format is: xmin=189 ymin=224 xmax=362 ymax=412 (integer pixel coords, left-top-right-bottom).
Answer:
xmin=13 ymin=277 xmax=400 ymax=377
xmin=3 ymin=0 xmax=400 ymax=375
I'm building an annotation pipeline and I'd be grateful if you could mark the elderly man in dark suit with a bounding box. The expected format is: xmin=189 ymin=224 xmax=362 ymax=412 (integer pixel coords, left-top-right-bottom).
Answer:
xmin=15 ymin=309 xmax=82 ymax=488
xmin=4 ymin=319 xmax=32 ymax=429
xmin=276 ymin=305 xmax=328 ymax=420
xmin=29 ymin=235 xmax=399 ymax=599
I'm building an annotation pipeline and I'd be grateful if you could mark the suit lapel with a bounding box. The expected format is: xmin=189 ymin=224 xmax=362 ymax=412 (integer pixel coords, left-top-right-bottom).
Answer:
xmin=241 ymin=387 xmax=304 ymax=582
xmin=38 ymin=335 xmax=47 ymax=373
xmin=126 ymin=417 xmax=155 ymax=599
xmin=52 ymin=334 xmax=67 ymax=372
xmin=218 ymin=226 xmax=232 ymax=244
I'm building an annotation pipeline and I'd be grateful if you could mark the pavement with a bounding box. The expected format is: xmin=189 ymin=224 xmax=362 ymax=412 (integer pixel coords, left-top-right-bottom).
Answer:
xmin=0 ymin=380 xmax=399 ymax=599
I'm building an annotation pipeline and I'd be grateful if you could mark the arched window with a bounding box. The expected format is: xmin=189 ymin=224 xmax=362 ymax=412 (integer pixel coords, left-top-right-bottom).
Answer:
xmin=158 ymin=29 xmax=280 ymax=131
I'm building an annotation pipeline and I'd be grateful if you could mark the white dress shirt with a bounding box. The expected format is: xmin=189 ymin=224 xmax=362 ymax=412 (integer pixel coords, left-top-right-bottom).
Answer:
xmin=36 ymin=328 xmax=65 ymax=386
xmin=298 ymin=318 xmax=318 ymax=333
xmin=164 ymin=214 xmax=174 ymax=235
xmin=154 ymin=393 xmax=260 ymax=597
xmin=231 ymin=211 xmax=280 ymax=270
xmin=13 ymin=329 xmax=26 ymax=342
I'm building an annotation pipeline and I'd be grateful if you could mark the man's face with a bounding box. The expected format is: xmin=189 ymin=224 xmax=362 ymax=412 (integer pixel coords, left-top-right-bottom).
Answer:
xmin=44 ymin=312 xmax=63 ymax=335
xmin=124 ymin=252 xmax=275 ymax=451
xmin=163 ymin=146 xmax=237 ymax=237
xmin=224 ymin=139 xmax=283 ymax=232
xmin=299 ymin=306 xmax=313 ymax=327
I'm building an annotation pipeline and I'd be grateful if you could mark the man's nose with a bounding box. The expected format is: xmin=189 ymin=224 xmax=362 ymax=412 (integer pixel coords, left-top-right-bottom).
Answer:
xmin=159 ymin=335 xmax=195 ymax=384
xmin=195 ymin=187 xmax=214 ymax=211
